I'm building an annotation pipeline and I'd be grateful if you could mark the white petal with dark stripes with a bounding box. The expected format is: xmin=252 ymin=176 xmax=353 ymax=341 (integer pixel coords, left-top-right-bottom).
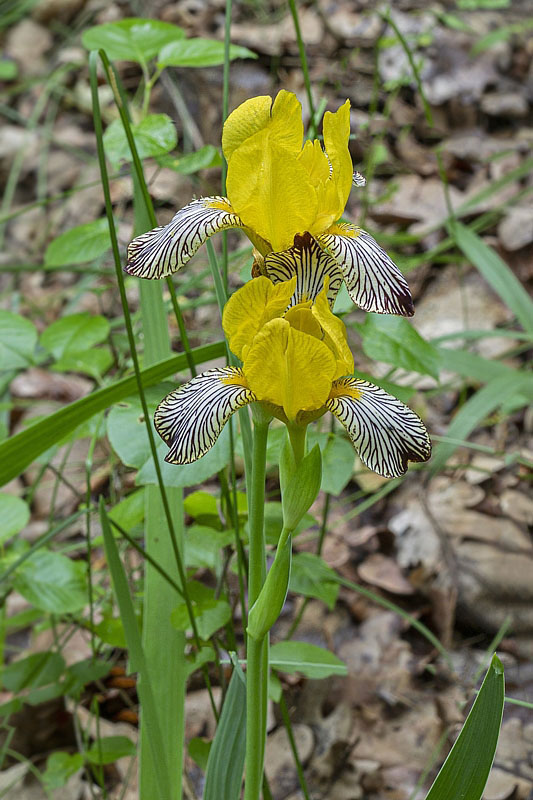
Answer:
xmin=352 ymin=170 xmax=366 ymax=187
xmin=318 ymin=226 xmax=414 ymax=316
xmin=155 ymin=367 xmax=256 ymax=464
xmin=125 ymin=197 xmax=243 ymax=279
xmin=326 ymin=378 xmax=431 ymax=478
xmin=264 ymin=231 xmax=343 ymax=307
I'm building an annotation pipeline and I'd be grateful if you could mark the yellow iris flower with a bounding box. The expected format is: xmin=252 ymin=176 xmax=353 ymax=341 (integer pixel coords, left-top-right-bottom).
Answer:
xmin=126 ymin=91 xmax=414 ymax=316
xmin=154 ymin=277 xmax=430 ymax=478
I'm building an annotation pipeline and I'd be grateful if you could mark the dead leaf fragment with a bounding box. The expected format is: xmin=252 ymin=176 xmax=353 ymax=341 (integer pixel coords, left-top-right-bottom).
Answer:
xmin=358 ymin=553 xmax=414 ymax=595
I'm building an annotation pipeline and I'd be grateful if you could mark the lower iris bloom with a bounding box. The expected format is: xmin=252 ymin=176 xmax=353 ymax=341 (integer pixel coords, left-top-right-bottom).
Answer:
xmin=126 ymin=90 xmax=414 ymax=317
xmin=154 ymin=277 xmax=430 ymax=478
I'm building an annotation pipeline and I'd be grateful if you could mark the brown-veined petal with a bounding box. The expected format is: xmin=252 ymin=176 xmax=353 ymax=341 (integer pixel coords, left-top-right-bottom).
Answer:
xmin=154 ymin=367 xmax=256 ymax=464
xmin=125 ymin=197 xmax=244 ymax=279
xmin=352 ymin=170 xmax=366 ymax=187
xmin=318 ymin=223 xmax=414 ymax=316
xmin=326 ymin=377 xmax=431 ymax=478
xmin=264 ymin=231 xmax=343 ymax=307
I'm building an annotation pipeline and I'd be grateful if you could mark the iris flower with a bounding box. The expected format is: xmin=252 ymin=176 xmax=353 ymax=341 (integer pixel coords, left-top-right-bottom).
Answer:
xmin=125 ymin=91 xmax=414 ymax=317
xmin=154 ymin=277 xmax=430 ymax=478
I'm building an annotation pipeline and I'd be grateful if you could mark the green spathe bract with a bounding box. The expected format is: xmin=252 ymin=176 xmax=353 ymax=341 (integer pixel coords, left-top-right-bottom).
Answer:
xmin=280 ymin=441 xmax=322 ymax=532
xmin=247 ymin=534 xmax=292 ymax=642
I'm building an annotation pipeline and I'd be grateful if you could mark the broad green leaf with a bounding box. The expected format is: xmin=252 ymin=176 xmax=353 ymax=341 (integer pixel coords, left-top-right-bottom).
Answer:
xmin=185 ymin=645 xmax=215 ymax=678
xmin=431 ymin=372 xmax=533 ymax=473
xmin=290 ymin=552 xmax=339 ymax=610
xmin=93 ymin=615 xmax=127 ymax=648
xmin=13 ymin=550 xmax=88 ymax=613
xmin=86 ymin=736 xmax=136 ymax=765
xmin=53 ymin=349 xmax=112 ymax=379
xmin=270 ymin=641 xmax=347 ymax=679
xmin=317 ymin=433 xmax=355 ymax=496
xmin=0 ymin=340 xmax=226 ymax=488
xmin=189 ymin=737 xmax=211 ymax=771
xmin=157 ymin=37 xmax=256 ymax=68
xmin=44 ymin=218 xmax=111 ymax=267
xmin=108 ymin=488 xmax=146 ymax=532
xmin=0 ymin=493 xmax=30 ymax=543
xmin=0 ymin=311 xmax=37 ymax=370
xmin=43 ymin=752 xmax=84 ymax=790
xmin=0 ymin=60 xmax=17 ymax=80
xmin=107 ymin=388 xmax=230 ymax=488
xmin=171 ymin=581 xmax=231 ymax=640
xmin=183 ymin=490 xmax=219 ymax=524
xmin=64 ymin=658 xmax=110 ymax=697
xmin=262 ymin=502 xmax=316 ymax=546
xmin=104 ymin=114 xmax=177 ymax=167
xmin=82 ymin=18 xmax=185 ymax=63
xmin=156 ymin=145 xmax=222 ymax=174
xmin=450 ymin=221 xmax=533 ymax=335
xmin=424 ymin=655 xmax=504 ymax=800
xmin=203 ymin=662 xmax=246 ymax=800
xmin=185 ymin=525 xmax=234 ymax=570
xmin=360 ymin=314 xmax=440 ymax=379
xmin=2 ymin=652 xmax=65 ymax=692
xmin=40 ymin=313 xmax=110 ymax=359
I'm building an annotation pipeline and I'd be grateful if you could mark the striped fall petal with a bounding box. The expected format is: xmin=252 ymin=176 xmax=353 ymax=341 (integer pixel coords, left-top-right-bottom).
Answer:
xmin=326 ymin=377 xmax=431 ymax=478
xmin=154 ymin=367 xmax=256 ymax=464
xmin=318 ymin=223 xmax=414 ymax=317
xmin=125 ymin=197 xmax=244 ymax=279
xmin=264 ymin=232 xmax=343 ymax=307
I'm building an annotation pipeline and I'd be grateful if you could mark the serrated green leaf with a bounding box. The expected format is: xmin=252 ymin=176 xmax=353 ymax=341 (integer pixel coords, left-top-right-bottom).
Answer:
xmin=157 ymin=37 xmax=256 ymax=68
xmin=360 ymin=314 xmax=441 ymax=379
xmin=104 ymin=114 xmax=177 ymax=167
xmin=289 ymin=552 xmax=339 ymax=610
xmin=0 ymin=493 xmax=30 ymax=543
xmin=13 ymin=550 xmax=88 ymax=614
xmin=86 ymin=736 xmax=136 ymax=765
xmin=82 ymin=18 xmax=185 ymax=63
xmin=270 ymin=641 xmax=347 ymax=679
xmin=0 ymin=311 xmax=37 ymax=370
xmin=44 ymin=218 xmax=111 ymax=267
xmin=424 ymin=655 xmax=504 ymax=800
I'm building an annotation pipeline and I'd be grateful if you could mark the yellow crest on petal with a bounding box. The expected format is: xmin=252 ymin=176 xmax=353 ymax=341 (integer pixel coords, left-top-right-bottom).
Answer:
xmin=222 ymin=275 xmax=296 ymax=360
xmin=312 ymin=282 xmax=354 ymax=378
xmin=244 ymin=317 xmax=336 ymax=422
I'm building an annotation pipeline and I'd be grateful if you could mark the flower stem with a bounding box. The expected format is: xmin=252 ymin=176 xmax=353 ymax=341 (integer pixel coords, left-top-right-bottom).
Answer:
xmin=245 ymin=418 xmax=270 ymax=800
xmin=287 ymin=424 xmax=307 ymax=465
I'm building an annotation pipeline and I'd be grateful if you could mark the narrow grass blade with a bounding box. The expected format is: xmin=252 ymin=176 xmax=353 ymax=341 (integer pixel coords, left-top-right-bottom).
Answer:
xmin=334 ymin=574 xmax=452 ymax=670
xmin=431 ymin=372 xmax=532 ymax=474
xmin=203 ymin=659 xmax=246 ymax=800
xmin=99 ymin=499 xmax=172 ymax=800
xmin=424 ymin=655 xmax=504 ymax=800
xmin=450 ymin=221 xmax=533 ymax=335
xmin=0 ymin=341 xmax=225 ymax=487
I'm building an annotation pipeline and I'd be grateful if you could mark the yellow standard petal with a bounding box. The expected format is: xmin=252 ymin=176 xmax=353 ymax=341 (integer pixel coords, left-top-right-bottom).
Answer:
xmin=322 ymin=99 xmax=353 ymax=221
xmin=244 ymin=318 xmax=336 ymax=422
xmin=222 ymin=276 xmax=296 ymax=360
xmin=222 ymin=90 xmax=304 ymax=161
xmin=311 ymin=283 xmax=354 ymax=378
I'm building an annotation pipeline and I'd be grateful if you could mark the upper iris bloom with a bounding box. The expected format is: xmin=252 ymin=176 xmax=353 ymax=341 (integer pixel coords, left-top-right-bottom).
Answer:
xmin=154 ymin=277 xmax=430 ymax=478
xmin=125 ymin=91 xmax=414 ymax=317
